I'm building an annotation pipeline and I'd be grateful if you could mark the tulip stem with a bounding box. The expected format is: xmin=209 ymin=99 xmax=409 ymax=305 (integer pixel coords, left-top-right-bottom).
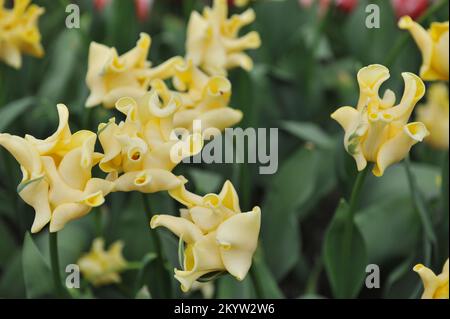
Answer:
xmin=403 ymin=156 xmax=437 ymax=244
xmin=348 ymin=167 xmax=369 ymax=219
xmin=141 ymin=194 xmax=172 ymax=298
xmin=49 ymin=232 xmax=67 ymax=298
xmin=249 ymin=265 xmax=263 ymax=299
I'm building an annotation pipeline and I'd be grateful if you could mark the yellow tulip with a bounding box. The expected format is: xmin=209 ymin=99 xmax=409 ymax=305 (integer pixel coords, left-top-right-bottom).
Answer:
xmin=399 ymin=16 xmax=449 ymax=81
xmin=85 ymin=32 xmax=184 ymax=108
xmin=78 ymin=238 xmax=128 ymax=287
xmin=0 ymin=0 xmax=44 ymax=68
xmin=331 ymin=64 xmax=429 ymax=177
xmin=172 ymin=59 xmax=243 ymax=134
xmin=0 ymin=104 xmax=114 ymax=233
xmin=414 ymin=259 xmax=449 ymax=299
xmin=185 ymin=0 xmax=261 ymax=76
xmin=151 ymin=178 xmax=261 ymax=292
xmin=97 ymin=80 xmax=203 ymax=193
xmin=416 ymin=83 xmax=449 ymax=150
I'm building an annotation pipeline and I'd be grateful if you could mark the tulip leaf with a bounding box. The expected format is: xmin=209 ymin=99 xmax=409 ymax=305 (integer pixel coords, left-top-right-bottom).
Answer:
xmin=0 ymin=96 xmax=35 ymax=132
xmin=250 ymin=250 xmax=284 ymax=298
xmin=261 ymin=147 xmax=319 ymax=280
xmin=0 ymin=252 xmax=26 ymax=298
xmin=22 ymin=232 xmax=54 ymax=298
xmin=280 ymin=121 xmax=334 ymax=149
xmin=0 ymin=221 xmax=17 ymax=268
xmin=323 ymin=199 xmax=368 ymax=299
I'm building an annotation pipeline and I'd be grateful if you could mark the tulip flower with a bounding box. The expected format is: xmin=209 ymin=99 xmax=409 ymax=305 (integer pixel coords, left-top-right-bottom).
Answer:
xmin=391 ymin=0 xmax=428 ymax=20
xmin=414 ymin=259 xmax=449 ymax=299
xmin=78 ymin=238 xmax=128 ymax=286
xmin=151 ymin=178 xmax=261 ymax=292
xmin=331 ymin=64 xmax=429 ymax=177
xmin=399 ymin=17 xmax=449 ymax=81
xmin=97 ymin=80 xmax=203 ymax=193
xmin=85 ymin=32 xmax=183 ymax=108
xmin=185 ymin=0 xmax=261 ymax=76
xmin=0 ymin=104 xmax=114 ymax=233
xmin=416 ymin=83 xmax=449 ymax=150
xmin=171 ymin=59 xmax=243 ymax=134
xmin=0 ymin=0 xmax=44 ymax=69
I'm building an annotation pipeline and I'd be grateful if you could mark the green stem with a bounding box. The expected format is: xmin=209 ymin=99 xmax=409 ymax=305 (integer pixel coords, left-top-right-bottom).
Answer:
xmin=141 ymin=194 xmax=172 ymax=298
xmin=49 ymin=232 xmax=66 ymax=298
xmin=404 ymin=156 xmax=437 ymax=244
xmin=384 ymin=0 xmax=449 ymax=67
xmin=348 ymin=166 xmax=369 ymax=219
xmin=249 ymin=264 xmax=263 ymax=299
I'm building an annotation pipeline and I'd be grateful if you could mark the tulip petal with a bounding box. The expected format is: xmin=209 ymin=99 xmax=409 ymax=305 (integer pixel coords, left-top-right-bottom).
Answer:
xmin=18 ymin=176 xmax=51 ymax=233
xmin=113 ymin=169 xmax=182 ymax=193
xmin=150 ymin=214 xmax=203 ymax=244
xmin=0 ymin=133 xmax=42 ymax=177
xmin=50 ymin=202 xmax=90 ymax=232
xmin=216 ymin=207 xmax=261 ymax=280
xmin=373 ymin=122 xmax=429 ymax=177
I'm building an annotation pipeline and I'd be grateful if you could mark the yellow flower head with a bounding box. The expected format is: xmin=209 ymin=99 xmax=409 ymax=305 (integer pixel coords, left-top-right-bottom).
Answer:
xmin=0 ymin=104 xmax=114 ymax=233
xmin=416 ymin=83 xmax=449 ymax=150
xmin=97 ymin=80 xmax=203 ymax=194
xmin=85 ymin=32 xmax=183 ymax=108
xmin=414 ymin=259 xmax=449 ymax=299
xmin=151 ymin=178 xmax=261 ymax=292
xmin=399 ymin=16 xmax=449 ymax=81
xmin=171 ymin=59 xmax=243 ymax=134
xmin=186 ymin=0 xmax=261 ymax=76
xmin=0 ymin=0 xmax=44 ymax=68
xmin=331 ymin=64 xmax=429 ymax=177
xmin=78 ymin=238 xmax=128 ymax=287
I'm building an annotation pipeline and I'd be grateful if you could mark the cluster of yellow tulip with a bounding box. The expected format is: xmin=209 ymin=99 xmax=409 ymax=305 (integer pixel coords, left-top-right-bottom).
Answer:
xmin=0 ymin=0 xmax=448 ymax=299
xmin=0 ymin=0 xmax=262 ymax=292
xmin=0 ymin=0 xmax=44 ymax=69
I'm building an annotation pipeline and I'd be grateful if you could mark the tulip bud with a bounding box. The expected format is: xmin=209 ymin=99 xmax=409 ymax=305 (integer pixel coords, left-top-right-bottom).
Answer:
xmin=391 ymin=0 xmax=428 ymax=20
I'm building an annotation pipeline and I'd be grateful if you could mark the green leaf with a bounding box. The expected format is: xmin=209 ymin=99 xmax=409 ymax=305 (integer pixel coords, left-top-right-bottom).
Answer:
xmin=261 ymin=147 xmax=319 ymax=279
xmin=22 ymin=232 xmax=53 ymax=298
xmin=217 ymin=275 xmax=255 ymax=299
xmin=250 ymin=251 xmax=284 ymax=298
xmin=356 ymin=197 xmax=421 ymax=264
xmin=0 ymin=221 xmax=17 ymax=268
xmin=0 ymin=96 xmax=35 ymax=132
xmin=280 ymin=121 xmax=334 ymax=149
xmin=0 ymin=252 xmax=26 ymax=298
xmin=323 ymin=199 xmax=367 ymax=298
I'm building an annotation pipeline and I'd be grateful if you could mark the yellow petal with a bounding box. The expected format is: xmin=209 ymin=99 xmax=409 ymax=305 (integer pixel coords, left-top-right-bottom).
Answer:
xmin=50 ymin=202 xmax=90 ymax=232
xmin=216 ymin=207 xmax=261 ymax=281
xmin=414 ymin=263 xmax=440 ymax=299
xmin=218 ymin=180 xmax=241 ymax=213
xmin=113 ymin=169 xmax=183 ymax=193
xmin=168 ymin=176 xmax=203 ymax=208
xmin=373 ymin=122 xmax=429 ymax=177
xmin=0 ymin=133 xmax=42 ymax=178
xmin=18 ymin=176 xmax=51 ymax=233
xmin=25 ymin=104 xmax=71 ymax=155
xmin=150 ymin=214 xmax=203 ymax=244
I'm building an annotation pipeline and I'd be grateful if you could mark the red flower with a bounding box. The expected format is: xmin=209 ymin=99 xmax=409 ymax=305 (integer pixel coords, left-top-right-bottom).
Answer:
xmin=135 ymin=0 xmax=153 ymax=22
xmin=94 ymin=0 xmax=111 ymax=11
xmin=391 ymin=0 xmax=429 ymax=20
xmin=335 ymin=0 xmax=358 ymax=13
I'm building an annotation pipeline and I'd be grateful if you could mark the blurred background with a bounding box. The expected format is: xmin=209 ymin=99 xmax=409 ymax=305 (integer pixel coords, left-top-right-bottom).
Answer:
xmin=0 ymin=0 xmax=448 ymax=299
